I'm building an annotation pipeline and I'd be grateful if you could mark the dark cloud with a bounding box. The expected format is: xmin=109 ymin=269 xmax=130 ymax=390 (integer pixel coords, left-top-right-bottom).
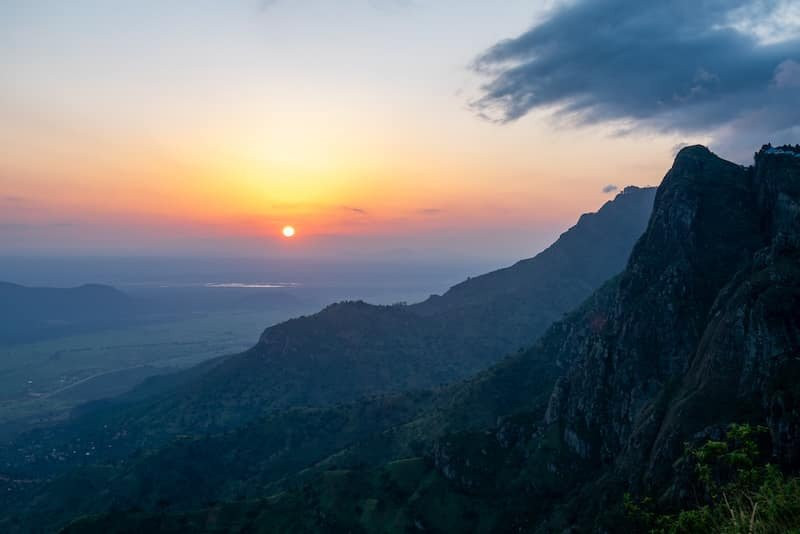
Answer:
xmin=341 ymin=206 xmax=368 ymax=215
xmin=2 ymin=195 xmax=26 ymax=203
xmin=417 ymin=208 xmax=443 ymax=215
xmin=602 ymin=184 xmax=618 ymax=194
xmin=472 ymin=0 xmax=800 ymax=158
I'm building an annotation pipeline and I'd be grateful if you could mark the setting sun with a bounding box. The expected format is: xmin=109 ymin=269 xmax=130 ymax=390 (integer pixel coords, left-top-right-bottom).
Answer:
xmin=282 ymin=225 xmax=296 ymax=238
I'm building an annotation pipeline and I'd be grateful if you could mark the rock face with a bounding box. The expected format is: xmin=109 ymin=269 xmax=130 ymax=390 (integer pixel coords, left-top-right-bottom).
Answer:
xmin=416 ymin=145 xmax=800 ymax=529
xmin=537 ymin=145 xmax=800 ymax=510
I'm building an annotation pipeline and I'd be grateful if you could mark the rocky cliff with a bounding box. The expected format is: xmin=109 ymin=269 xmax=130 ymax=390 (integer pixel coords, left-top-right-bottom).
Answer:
xmin=415 ymin=145 xmax=800 ymax=530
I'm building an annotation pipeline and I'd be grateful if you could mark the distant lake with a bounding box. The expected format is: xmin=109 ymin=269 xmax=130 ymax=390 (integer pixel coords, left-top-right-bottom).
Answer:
xmin=204 ymin=282 xmax=301 ymax=289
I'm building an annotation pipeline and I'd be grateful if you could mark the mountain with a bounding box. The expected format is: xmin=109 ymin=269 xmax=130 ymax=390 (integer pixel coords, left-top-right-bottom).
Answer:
xmin=3 ymin=187 xmax=655 ymax=445
xmin=0 ymin=283 xmax=136 ymax=344
xmin=185 ymin=184 xmax=657 ymax=425
xmin=411 ymin=185 xmax=656 ymax=353
xmin=108 ymin=186 xmax=657 ymax=433
xmin=0 ymin=187 xmax=657 ymax=531
xmin=56 ymin=144 xmax=800 ymax=532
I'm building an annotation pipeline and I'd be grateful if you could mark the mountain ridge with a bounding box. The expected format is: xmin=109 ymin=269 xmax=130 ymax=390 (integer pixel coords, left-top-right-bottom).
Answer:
xmin=59 ymin=144 xmax=800 ymax=532
xmin=78 ymin=185 xmax=657 ymax=432
xmin=0 ymin=282 xmax=135 ymax=344
xmin=0 ymin=185 xmax=658 ymax=532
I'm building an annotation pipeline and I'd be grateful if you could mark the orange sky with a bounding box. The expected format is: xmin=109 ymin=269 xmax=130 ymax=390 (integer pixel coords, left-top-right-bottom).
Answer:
xmin=0 ymin=1 xmax=705 ymax=260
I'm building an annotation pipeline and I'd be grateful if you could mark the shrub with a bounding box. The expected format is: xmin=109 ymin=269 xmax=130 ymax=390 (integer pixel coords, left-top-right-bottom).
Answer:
xmin=625 ymin=424 xmax=800 ymax=533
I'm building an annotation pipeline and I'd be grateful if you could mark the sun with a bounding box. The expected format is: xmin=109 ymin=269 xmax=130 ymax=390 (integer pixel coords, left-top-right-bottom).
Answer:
xmin=281 ymin=225 xmax=296 ymax=238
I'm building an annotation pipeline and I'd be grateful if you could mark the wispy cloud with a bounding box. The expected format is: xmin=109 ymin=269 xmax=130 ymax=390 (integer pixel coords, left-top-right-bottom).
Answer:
xmin=341 ymin=206 xmax=368 ymax=215
xmin=602 ymin=184 xmax=618 ymax=194
xmin=671 ymin=142 xmax=690 ymax=156
xmin=417 ymin=208 xmax=443 ymax=215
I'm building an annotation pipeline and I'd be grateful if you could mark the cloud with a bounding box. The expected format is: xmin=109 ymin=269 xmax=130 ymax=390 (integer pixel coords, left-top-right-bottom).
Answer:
xmin=341 ymin=206 xmax=368 ymax=215
xmin=602 ymin=184 xmax=618 ymax=194
xmin=472 ymin=0 xmax=800 ymax=158
xmin=417 ymin=208 xmax=443 ymax=215
xmin=671 ymin=142 xmax=690 ymax=156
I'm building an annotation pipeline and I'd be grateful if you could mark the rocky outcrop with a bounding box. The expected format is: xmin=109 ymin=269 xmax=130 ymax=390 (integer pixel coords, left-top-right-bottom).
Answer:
xmin=537 ymin=145 xmax=800 ymax=506
xmin=426 ymin=144 xmax=800 ymax=528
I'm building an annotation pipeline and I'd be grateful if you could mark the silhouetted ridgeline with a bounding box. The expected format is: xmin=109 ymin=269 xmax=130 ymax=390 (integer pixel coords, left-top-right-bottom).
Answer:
xmin=54 ymin=145 xmax=800 ymax=532
xmin=0 ymin=283 xmax=135 ymax=344
xmin=0 ymin=187 xmax=658 ymax=531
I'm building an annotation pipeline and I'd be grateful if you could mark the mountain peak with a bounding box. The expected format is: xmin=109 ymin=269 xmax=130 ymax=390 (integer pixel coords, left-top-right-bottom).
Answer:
xmin=674 ymin=143 xmax=713 ymax=158
xmin=540 ymin=143 xmax=800 ymax=510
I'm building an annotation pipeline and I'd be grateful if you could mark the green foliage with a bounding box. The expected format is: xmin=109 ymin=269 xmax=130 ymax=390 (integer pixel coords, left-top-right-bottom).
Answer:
xmin=625 ymin=424 xmax=800 ymax=534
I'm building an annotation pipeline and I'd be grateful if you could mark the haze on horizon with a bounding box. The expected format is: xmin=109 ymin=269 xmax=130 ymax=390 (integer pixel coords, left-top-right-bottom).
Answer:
xmin=2 ymin=0 xmax=798 ymax=261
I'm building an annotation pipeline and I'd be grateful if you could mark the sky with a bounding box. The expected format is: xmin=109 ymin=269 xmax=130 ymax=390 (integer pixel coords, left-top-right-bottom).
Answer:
xmin=1 ymin=0 xmax=798 ymax=262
